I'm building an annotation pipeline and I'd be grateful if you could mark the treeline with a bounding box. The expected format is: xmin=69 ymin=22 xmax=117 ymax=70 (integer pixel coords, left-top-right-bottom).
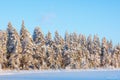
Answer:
xmin=0 ymin=21 xmax=120 ymax=70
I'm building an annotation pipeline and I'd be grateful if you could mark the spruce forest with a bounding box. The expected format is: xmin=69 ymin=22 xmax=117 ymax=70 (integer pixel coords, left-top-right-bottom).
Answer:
xmin=0 ymin=21 xmax=120 ymax=70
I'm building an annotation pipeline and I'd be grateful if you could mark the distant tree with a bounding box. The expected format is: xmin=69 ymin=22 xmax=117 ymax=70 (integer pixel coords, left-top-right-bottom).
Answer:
xmin=54 ymin=30 xmax=64 ymax=45
xmin=72 ymin=32 xmax=78 ymax=42
xmin=0 ymin=30 xmax=7 ymax=69
xmin=64 ymin=31 xmax=69 ymax=43
xmin=45 ymin=31 xmax=52 ymax=46
xmin=113 ymin=44 xmax=120 ymax=68
xmin=7 ymin=22 xmax=22 ymax=70
xmin=107 ymin=40 xmax=113 ymax=53
xmin=64 ymin=31 xmax=70 ymax=51
xmin=101 ymin=37 xmax=108 ymax=67
xmin=93 ymin=35 xmax=101 ymax=68
xmin=33 ymin=27 xmax=44 ymax=44
xmin=78 ymin=34 xmax=86 ymax=48
xmin=87 ymin=35 xmax=93 ymax=53
xmin=54 ymin=30 xmax=59 ymax=44
xmin=33 ymin=27 xmax=47 ymax=69
xmin=20 ymin=21 xmax=35 ymax=70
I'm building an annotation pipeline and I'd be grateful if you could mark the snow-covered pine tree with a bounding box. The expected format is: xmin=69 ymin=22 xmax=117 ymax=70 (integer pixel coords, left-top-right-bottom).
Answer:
xmin=20 ymin=21 xmax=35 ymax=70
xmin=54 ymin=30 xmax=64 ymax=45
xmin=7 ymin=22 xmax=22 ymax=70
xmin=54 ymin=31 xmax=65 ymax=69
xmin=101 ymin=37 xmax=108 ymax=67
xmin=33 ymin=27 xmax=44 ymax=44
xmin=70 ymin=32 xmax=78 ymax=50
xmin=113 ymin=44 xmax=120 ymax=68
xmin=105 ymin=40 xmax=113 ymax=68
xmin=86 ymin=35 xmax=93 ymax=68
xmin=33 ymin=27 xmax=47 ymax=69
xmin=93 ymin=35 xmax=101 ymax=68
xmin=0 ymin=30 xmax=7 ymax=69
xmin=107 ymin=40 xmax=116 ymax=68
xmin=64 ymin=31 xmax=70 ymax=51
xmin=64 ymin=31 xmax=69 ymax=43
xmin=45 ymin=31 xmax=52 ymax=46
xmin=87 ymin=35 xmax=93 ymax=53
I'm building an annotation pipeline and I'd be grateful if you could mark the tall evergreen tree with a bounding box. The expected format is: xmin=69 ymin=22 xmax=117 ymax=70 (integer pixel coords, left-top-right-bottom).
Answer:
xmin=7 ymin=22 xmax=22 ymax=69
xmin=20 ymin=21 xmax=35 ymax=70
xmin=93 ymin=35 xmax=101 ymax=68
xmin=0 ymin=30 xmax=7 ymax=69
xmin=33 ymin=27 xmax=47 ymax=69
xmin=101 ymin=37 xmax=108 ymax=67
xmin=45 ymin=31 xmax=52 ymax=46
xmin=33 ymin=27 xmax=44 ymax=44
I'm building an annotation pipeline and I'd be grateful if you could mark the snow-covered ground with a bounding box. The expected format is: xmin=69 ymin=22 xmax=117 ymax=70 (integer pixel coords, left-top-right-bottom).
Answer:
xmin=0 ymin=69 xmax=120 ymax=80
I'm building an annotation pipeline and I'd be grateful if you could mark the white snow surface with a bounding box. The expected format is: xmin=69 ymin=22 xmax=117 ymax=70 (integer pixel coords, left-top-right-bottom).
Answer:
xmin=0 ymin=69 xmax=120 ymax=80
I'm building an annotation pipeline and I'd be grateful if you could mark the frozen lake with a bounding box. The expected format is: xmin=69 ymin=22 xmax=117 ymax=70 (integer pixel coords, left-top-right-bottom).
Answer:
xmin=0 ymin=70 xmax=120 ymax=80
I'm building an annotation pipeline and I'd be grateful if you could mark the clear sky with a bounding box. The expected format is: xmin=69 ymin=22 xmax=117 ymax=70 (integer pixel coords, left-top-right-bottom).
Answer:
xmin=0 ymin=0 xmax=120 ymax=45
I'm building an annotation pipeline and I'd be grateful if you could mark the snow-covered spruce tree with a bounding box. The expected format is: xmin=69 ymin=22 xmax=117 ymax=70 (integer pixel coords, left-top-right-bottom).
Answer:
xmin=70 ymin=32 xmax=78 ymax=50
xmin=53 ymin=31 xmax=65 ymax=69
xmin=77 ymin=34 xmax=89 ymax=68
xmin=56 ymin=48 xmax=63 ymax=69
xmin=45 ymin=31 xmax=57 ymax=69
xmin=92 ymin=35 xmax=101 ymax=68
xmin=33 ymin=27 xmax=44 ymax=44
xmin=79 ymin=34 xmax=87 ymax=48
xmin=66 ymin=33 xmax=75 ymax=69
xmin=20 ymin=21 xmax=35 ymax=70
xmin=86 ymin=35 xmax=93 ymax=68
xmin=108 ymin=41 xmax=119 ymax=68
xmin=67 ymin=33 xmax=80 ymax=69
xmin=105 ymin=40 xmax=113 ymax=68
xmin=54 ymin=30 xmax=64 ymax=45
xmin=0 ymin=30 xmax=7 ymax=69
xmin=64 ymin=31 xmax=70 ymax=50
xmin=47 ymin=47 xmax=57 ymax=69
xmin=72 ymin=32 xmax=78 ymax=42
xmin=33 ymin=27 xmax=48 ymax=70
xmin=45 ymin=31 xmax=52 ymax=46
xmin=7 ymin=22 xmax=22 ymax=70
xmin=103 ymin=39 xmax=113 ymax=68
xmin=87 ymin=35 xmax=92 ymax=52
xmin=64 ymin=31 xmax=69 ymax=43
xmin=113 ymin=44 xmax=120 ymax=68
xmin=101 ymin=37 xmax=108 ymax=67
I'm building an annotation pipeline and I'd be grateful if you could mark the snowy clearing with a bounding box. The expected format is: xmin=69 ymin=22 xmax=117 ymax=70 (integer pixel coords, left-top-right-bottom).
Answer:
xmin=0 ymin=69 xmax=120 ymax=80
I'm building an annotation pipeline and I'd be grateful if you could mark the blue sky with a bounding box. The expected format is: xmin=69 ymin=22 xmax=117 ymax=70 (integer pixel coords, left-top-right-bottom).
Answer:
xmin=0 ymin=0 xmax=120 ymax=45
